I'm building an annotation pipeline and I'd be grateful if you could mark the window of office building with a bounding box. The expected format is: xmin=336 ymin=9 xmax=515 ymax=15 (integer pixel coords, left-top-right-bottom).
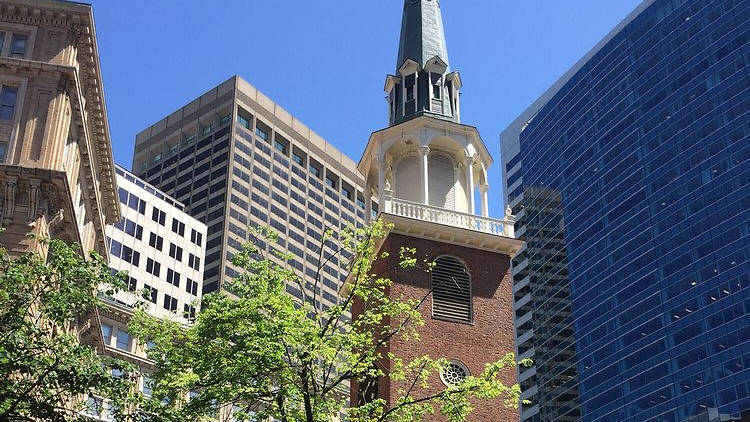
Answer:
xmin=186 ymin=278 xmax=198 ymax=296
xmin=163 ymin=294 xmax=177 ymax=312
xmin=113 ymin=217 xmax=143 ymax=240
xmin=188 ymin=253 xmax=201 ymax=271
xmin=151 ymin=207 xmax=166 ymax=225
xmin=171 ymin=218 xmax=185 ymax=236
xmin=144 ymin=284 xmax=157 ymax=304
xmin=101 ymin=324 xmax=112 ymax=345
xmin=169 ymin=243 xmax=183 ymax=261
xmin=9 ymin=34 xmax=27 ymax=58
xmin=115 ymin=329 xmax=130 ymax=351
xmin=146 ymin=258 xmax=161 ymax=277
xmin=237 ymin=114 xmax=251 ymax=130
xmin=0 ymin=85 xmax=17 ymax=120
xmin=292 ymin=151 xmax=305 ymax=167
xmin=166 ymin=268 xmax=180 ymax=287
xmin=149 ymin=232 xmax=163 ymax=251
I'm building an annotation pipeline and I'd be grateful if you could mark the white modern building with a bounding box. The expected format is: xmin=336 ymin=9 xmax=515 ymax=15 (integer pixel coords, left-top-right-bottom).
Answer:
xmin=85 ymin=164 xmax=207 ymax=420
xmin=103 ymin=164 xmax=206 ymax=321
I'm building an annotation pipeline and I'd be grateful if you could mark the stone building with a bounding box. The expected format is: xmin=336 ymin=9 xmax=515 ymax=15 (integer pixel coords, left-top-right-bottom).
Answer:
xmin=351 ymin=1 xmax=522 ymax=420
xmin=0 ymin=0 xmax=119 ymax=256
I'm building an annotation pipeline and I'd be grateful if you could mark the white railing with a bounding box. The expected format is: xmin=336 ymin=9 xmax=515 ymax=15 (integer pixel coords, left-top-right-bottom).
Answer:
xmin=382 ymin=192 xmax=515 ymax=237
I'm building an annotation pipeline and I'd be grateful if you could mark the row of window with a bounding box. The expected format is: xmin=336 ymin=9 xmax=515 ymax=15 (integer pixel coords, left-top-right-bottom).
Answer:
xmin=118 ymin=187 xmax=203 ymax=251
xmin=235 ymin=117 xmax=364 ymax=206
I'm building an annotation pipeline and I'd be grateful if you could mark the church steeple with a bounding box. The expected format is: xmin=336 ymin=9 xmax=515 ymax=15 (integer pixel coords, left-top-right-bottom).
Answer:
xmin=396 ymin=0 xmax=451 ymax=73
xmin=386 ymin=0 xmax=462 ymax=127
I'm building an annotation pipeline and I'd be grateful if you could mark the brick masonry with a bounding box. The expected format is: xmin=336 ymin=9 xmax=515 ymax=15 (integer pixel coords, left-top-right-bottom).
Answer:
xmin=352 ymin=232 xmax=518 ymax=421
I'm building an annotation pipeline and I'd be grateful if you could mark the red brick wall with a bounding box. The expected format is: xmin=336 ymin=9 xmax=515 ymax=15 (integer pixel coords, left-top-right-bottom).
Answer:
xmin=351 ymin=232 xmax=518 ymax=422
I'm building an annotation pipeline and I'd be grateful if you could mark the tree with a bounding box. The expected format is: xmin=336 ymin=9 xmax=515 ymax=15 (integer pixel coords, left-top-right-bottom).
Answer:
xmin=129 ymin=221 xmax=528 ymax=422
xmin=0 ymin=237 xmax=135 ymax=422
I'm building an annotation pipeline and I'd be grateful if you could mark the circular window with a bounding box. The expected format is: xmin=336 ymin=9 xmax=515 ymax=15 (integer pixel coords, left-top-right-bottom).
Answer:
xmin=440 ymin=360 xmax=469 ymax=387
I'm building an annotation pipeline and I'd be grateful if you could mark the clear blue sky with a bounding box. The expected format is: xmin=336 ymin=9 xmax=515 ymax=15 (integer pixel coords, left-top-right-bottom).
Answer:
xmin=90 ymin=0 xmax=641 ymax=217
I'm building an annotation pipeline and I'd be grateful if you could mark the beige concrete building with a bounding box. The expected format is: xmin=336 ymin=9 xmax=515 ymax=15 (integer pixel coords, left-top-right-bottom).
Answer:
xmin=0 ymin=0 xmax=119 ymax=256
xmin=132 ymin=75 xmax=366 ymax=311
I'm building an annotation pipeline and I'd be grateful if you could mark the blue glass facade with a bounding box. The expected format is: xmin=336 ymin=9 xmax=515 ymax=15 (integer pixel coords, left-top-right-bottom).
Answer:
xmin=503 ymin=0 xmax=750 ymax=421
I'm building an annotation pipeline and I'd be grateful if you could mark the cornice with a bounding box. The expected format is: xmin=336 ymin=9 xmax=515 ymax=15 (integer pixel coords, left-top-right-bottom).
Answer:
xmin=0 ymin=58 xmax=113 ymax=254
xmin=0 ymin=1 xmax=120 ymax=225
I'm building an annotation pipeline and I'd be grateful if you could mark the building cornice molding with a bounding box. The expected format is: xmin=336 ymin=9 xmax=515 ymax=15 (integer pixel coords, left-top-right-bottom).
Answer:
xmin=0 ymin=1 xmax=120 ymax=226
xmin=0 ymin=57 xmax=120 ymax=243
xmin=359 ymin=115 xmax=492 ymax=180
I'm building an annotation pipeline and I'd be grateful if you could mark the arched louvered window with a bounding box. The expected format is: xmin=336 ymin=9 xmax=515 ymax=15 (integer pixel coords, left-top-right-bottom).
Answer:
xmin=395 ymin=155 xmax=420 ymax=202
xmin=431 ymin=256 xmax=472 ymax=323
xmin=428 ymin=153 xmax=455 ymax=209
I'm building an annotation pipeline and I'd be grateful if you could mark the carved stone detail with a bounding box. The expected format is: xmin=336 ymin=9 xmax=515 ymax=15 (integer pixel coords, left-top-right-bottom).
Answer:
xmin=26 ymin=178 xmax=41 ymax=225
xmin=3 ymin=176 xmax=17 ymax=225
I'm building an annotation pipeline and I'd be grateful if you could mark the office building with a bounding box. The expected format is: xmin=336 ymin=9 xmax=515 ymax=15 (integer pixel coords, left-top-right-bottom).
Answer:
xmin=103 ymin=164 xmax=206 ymax=321
xmin=0 ymin=0 xmax=119 ymax=256
xmin=131 ymin=76 xmax=367 ymax=311
xmin=501 ymin=0 xmax=749 ymax=421
xmin=85 ymin=165 xmax=207 ymax=420
xmin=350 ymin=1 xmax=522 ymax=420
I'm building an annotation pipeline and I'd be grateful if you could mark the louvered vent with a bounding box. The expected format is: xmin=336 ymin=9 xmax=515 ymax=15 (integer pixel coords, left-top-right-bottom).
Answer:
xmin=431 ymin=256 xmax=472 ymax=323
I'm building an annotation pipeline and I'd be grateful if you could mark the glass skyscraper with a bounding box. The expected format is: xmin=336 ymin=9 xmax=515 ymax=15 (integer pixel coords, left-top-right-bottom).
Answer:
xmin=501 ymin=0 xmax=749 ymax=421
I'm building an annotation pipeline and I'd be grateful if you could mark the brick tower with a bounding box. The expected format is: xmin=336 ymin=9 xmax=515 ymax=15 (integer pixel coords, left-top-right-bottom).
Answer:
xmin=351 ymin=1 xmax=523 ymax=420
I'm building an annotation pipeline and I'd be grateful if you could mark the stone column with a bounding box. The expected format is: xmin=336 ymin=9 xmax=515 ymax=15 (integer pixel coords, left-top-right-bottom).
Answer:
xmin=479 ymin=183 xmax=489 ymax=217
xmin=465 ymin=156 xmax=475 ymax=214
xmin=418 ymin=145 xmax=430 ymax=205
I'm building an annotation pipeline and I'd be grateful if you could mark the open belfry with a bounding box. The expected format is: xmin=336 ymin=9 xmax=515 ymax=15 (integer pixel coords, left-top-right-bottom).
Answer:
xmin=352 ymin=0 xmax=523 ymax=420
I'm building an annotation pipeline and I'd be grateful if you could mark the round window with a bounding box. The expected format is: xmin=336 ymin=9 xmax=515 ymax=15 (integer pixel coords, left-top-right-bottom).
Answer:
xmin=440 ymin=360 xmax=469 ymax=387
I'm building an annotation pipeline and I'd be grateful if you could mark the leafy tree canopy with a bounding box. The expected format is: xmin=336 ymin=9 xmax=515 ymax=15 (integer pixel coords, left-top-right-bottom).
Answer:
xmin=129 ymin=221 xmax=528 ymax=422
xmin=0 ymin=237 xmax=134 ymax=422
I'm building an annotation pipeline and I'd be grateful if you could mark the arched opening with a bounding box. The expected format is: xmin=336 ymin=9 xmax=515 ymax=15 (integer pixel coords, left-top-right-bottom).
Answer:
xmin=394 ymin=155 xmax=420 ymax=202
xmin=428 ymin=153 xmax=455 ymax=209
xmin=431 ymin=256 xmax=472 ymax=323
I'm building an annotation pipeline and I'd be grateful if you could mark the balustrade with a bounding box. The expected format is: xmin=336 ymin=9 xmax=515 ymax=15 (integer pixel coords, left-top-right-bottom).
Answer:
xmin=383 ymin=195 xmax=515 ymax=237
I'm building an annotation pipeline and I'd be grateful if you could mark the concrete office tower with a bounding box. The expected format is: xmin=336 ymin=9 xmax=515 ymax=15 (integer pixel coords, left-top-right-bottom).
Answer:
xmin=351 ymin=1 xmax=522 ymax=420
xmin=501 ymin=0 xmax=750 ymax=421
xmin=132 ymin=76 xmax=366 ymax=312
xmin=85 ymin=165 xmax=207 ymax=420
xmin=0 ymin=0 xmax=119 ymax=256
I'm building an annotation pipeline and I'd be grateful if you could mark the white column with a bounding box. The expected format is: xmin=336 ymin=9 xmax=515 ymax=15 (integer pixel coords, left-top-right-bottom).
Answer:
xmin=428 ymin=73 xmax=433 ymax=107
xmin=466 ymin=156 xmax=475 ymax=214
xmin=377 ymin=160 xmax=386 ymax=204
xmin=479 ymin=183 xmax=489 ymax=217
xmin=419 ymin=145 xmax=430 ymax=205
xmin=414 ymin=71 xmax=419 ymax=113
xmin=401 ymin=81 xmax=406 ymax=118
xmin=456 ymin=91 xmax=461 ymax=123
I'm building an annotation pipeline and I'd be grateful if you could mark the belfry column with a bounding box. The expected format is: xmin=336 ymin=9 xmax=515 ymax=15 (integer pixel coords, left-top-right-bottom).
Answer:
xmin=377 ymin=159 xmax=386 ymax=203
xmin=465 ymin=155 xmax=475 ymax=214
xmin=419 ymin=145 xmax=430 ymax=205
xmin=479 ymin=183 xmax=489 ymax=217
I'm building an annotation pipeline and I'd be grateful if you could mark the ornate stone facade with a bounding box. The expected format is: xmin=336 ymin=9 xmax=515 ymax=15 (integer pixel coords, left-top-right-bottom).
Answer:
xmin=0 ymin=0 xmax=119 ymax=256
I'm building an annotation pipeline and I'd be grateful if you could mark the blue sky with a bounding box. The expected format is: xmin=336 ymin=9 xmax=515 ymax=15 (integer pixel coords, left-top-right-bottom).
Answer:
xmin=90 ymin=0 xmax=641 ymax=216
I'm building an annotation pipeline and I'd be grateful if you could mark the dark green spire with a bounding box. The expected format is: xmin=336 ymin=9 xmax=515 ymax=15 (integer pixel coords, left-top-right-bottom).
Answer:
xmin=396 ymin=0 xmax=450 ymax=72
